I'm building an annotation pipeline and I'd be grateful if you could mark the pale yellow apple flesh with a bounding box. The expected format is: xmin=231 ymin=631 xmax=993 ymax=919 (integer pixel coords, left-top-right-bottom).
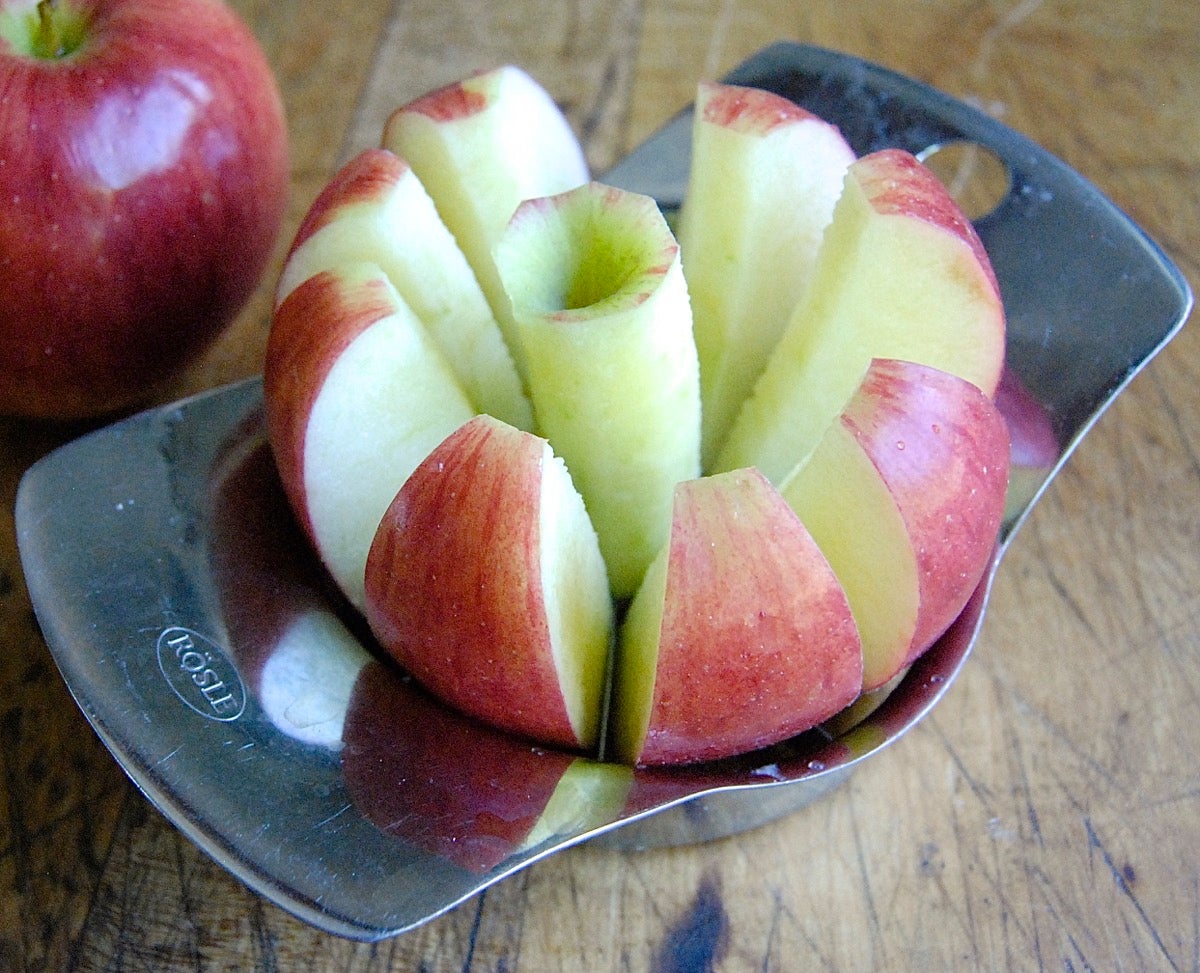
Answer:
xmin=264 ymin=263 xmax=475 ymax=611
xmin=493 ymin=181 xmax=702 ymax=599
xmin=383 ymin=65 xmax=589 ymax=384
xmin=677 ymin=81 xmax=855 ymax=469
xmin=714 ymin=148 xmax=1006 ymax=484
xmin=613 ymin=468 xmax=862 ymax=766
xmin=778 ymin=408 xmax=919 ymax=691
xmin=363 ymin=415 xmax=614 ymax=751
xmin=274 ymin=148 xmax=532 ymax=430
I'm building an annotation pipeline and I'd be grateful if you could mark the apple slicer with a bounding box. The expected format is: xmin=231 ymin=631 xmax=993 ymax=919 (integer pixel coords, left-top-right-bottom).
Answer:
xmin=15 ymin=43 xmax=1191 ymax=939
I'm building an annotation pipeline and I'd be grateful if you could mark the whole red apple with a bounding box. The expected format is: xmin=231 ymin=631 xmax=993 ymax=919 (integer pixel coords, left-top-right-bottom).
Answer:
xmin=0 ymin=0 xmax=289 ymax=419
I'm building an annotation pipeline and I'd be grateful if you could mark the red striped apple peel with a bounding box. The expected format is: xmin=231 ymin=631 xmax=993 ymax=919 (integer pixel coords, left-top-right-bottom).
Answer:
xmin=613 ymin=468 xmax=865 ymax=767
xmin=0 ymin=0 xmax=290 ymax=419
xmin=363 ymin=415 xmax=613 ymax=752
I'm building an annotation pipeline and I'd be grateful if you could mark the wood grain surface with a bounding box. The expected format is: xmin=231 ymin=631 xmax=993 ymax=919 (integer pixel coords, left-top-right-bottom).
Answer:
xmin=2 ymin=0 xmax=1198 ymax=970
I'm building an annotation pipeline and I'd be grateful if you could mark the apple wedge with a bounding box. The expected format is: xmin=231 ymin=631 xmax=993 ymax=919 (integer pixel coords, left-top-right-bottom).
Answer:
xmin=779 ymin=358 xmax=1010 ymax=690
xmin=612 ymin=468 xmax=862 ymax=767
xmin=714 ymin=148 xmax=1006 ymax=484
xmin=274 ymin=148 xmax=531 ymax=430
xmin=383 ymin=65 xmax=589 ymax=383
xmin=676 ymin=81 xmax=855 ymax=468
xmin=837 ymin=359 xmax=1009 ymax=657
xmin=264 ymin=262 xmax=475 ymax=611
xmin=777 ymin=407 xmax=916 ymax=692
xmin=493 ymin=181 xmax=702 ymax=598
xmin=363 ymin=414 xmax=613 ymax=752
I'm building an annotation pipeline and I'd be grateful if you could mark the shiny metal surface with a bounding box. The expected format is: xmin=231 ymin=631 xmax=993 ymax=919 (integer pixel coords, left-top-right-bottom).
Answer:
xmin=14 ymin=43 xmax=1191 ymax=940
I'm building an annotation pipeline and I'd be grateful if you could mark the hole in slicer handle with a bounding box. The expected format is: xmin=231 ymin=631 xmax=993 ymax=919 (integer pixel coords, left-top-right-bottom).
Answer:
xmin=917 ymin=140 xmax=1012 ymax=221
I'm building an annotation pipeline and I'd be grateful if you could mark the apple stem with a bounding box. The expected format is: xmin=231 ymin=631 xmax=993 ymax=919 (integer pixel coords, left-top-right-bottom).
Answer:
xmin=34 ymin=0 xmax=68 ymax=58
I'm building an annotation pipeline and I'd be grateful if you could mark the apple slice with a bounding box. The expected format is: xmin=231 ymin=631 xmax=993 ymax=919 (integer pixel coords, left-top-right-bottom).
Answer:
xmin=676 ymin=81 xmax=856 ymax=468
xmin=837 ymin=359 xmax=1009 ymax=657
xmin=777 ymin=408 xmax=916 ymax=691
xmin=274 ymin=148 xmax=532 ymax=430
xmin=264 ymin=262 xmax=475 ymax=611
xmin=492 ymin=181 xmax=702 ymax=598
xmin=383 ymin=65 xmax=589 ymax=382
xmin=363 ymin=414 xmax=614 ymax=752
xmin=714 ymin=148 xmax=1006 ymax=484
xmin=612 ymin=468 xmax=862 ymax=767
xmin=779 ymin=358 xmax=1010 ymax=689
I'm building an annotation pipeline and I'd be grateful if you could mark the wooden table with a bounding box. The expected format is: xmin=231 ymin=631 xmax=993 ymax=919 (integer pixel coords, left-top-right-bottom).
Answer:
xmin=2 ymin=1 xmax=1197 ymax=969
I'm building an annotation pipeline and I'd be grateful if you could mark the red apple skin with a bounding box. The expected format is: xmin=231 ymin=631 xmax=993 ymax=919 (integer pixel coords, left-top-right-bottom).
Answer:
xmin=364 ymin=415 xmax=590 ymax=752
xmin=397 ymin=74 xmax=489 ymax=123
xmin=0 ymin=0 xmax=289 ymax=420
xmin=841 ymin=358 xmax=1010 ymax=662
xmin=634 ymin=469 xmax=863 ymax=766
xmin=284 ymin=147 xmax=403 ymax=261
xmin=698 ymin=79 xmax=832 ymax=133
xmin=263 ymin=269 xmax=399 ymax=548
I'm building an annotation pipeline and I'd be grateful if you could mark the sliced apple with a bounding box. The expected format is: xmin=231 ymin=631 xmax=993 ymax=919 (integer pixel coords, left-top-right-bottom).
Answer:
xmin=714 ymin=148 xmax=1006 ymax=484
xmin=676 ymin=81 xmax=856 ymax=468
xmin=274 ymin=148 xmax=531 ymax=430
xmin=612 ymin=468 xmax=862 ymax=767
xmin=779 ymin=358 xmax=1010 ymax=689
xmin=840 ymin=357 xmax=1009 ymax=656
xmin=777 ymin=409 xmax=916 ymax=691
xmin=263 ymin=262 xmax=475 ymax=611
xmin=493 ymin=181 xmax=701 ymax=598
xmin=383 ymin=65 xmax=589 ymax=383
xmin=363 ymin=414 xmax=614 ymax=752
xmin=262 ymin=71 xmax=1017 ymax=772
